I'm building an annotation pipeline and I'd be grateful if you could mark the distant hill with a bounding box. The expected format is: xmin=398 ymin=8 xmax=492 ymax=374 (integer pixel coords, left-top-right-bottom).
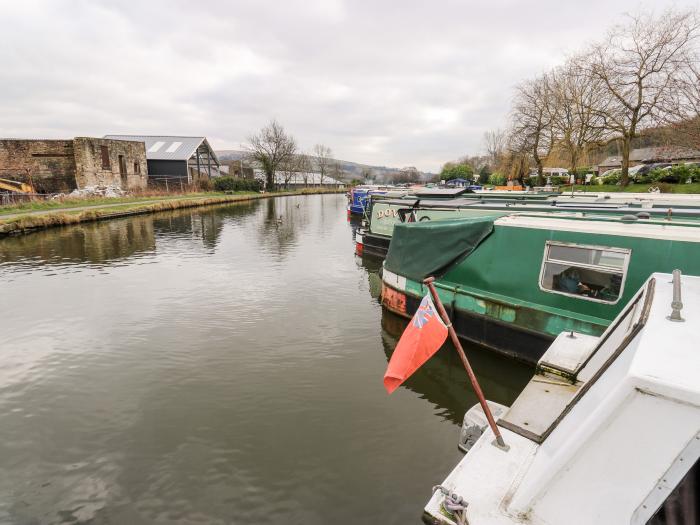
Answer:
xmin=215 ymin=149 xmax=435 ymax=182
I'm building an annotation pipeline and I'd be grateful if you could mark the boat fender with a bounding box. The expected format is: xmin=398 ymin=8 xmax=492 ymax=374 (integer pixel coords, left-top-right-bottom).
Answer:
xmin=458 ymin=402 xmax=508 ymax=453
xmin=620 ymin=214 xmax=639 ymax=222
xmin=636 ymin=212 xmax=651 ymax=219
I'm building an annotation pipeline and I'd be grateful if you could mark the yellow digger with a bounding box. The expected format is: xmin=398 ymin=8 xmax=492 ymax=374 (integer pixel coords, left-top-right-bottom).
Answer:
xmin=0 ymin=177 xmax=35 ymax=194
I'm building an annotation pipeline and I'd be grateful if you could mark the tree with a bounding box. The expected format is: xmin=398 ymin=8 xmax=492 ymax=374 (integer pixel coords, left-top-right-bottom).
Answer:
xmin=483 ymin=129 xmax=507 ymax=169
xmin=584 ymin=9 xmax=699 ymax=185
xmin=391 ymin=167 xmax=421 ymax=184
xmin=330 ymin=160 xmax=344 ymax=184
xmin=246 ymin=119 xmax=297 ymax=191
xmin=510 ymin=73 xmax=556 ymax=185
xmin=296 ymin=153 xmax=312 ymax=187
xmin=666 ymin=50 xmax=700 ymax=148
xmin=462 ymin=155 xmax=489 ymax=173
xmin=440 ymin=162 xmax=474 ymax=181
xmin=550 ymin=57 xmax=608 ymax=173
xmin=360 ymin=167 xmax=374 ymax=182
xmin=280 ymin=152 xmax=311 ymax=189
xmin=314 ymin=144 xmax=332 ymax=186
xmin=478 ymin=164 xmax=491 ymax=181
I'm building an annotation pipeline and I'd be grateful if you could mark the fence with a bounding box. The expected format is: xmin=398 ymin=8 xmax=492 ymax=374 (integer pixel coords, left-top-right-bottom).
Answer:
xmin=0 ymin=192 xmax=60 ymax=206
xmin=147 ymin=176 xmax=208 ymax=193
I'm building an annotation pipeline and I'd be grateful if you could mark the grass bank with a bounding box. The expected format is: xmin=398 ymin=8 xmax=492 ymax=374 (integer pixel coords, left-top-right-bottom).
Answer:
xmin=0 ymin=191 xmax=252 ymax=216
xmin=0 ymin=189 xmax=344 ymax=237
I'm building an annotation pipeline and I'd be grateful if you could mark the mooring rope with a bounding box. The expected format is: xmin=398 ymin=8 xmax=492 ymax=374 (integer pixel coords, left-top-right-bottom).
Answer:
xmin=433 ymin=485 xmax=468 ymax=525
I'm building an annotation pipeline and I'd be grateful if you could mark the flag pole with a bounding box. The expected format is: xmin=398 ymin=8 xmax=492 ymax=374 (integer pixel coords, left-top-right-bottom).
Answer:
xmin=423 ymin=277 xmax=507 ymax=449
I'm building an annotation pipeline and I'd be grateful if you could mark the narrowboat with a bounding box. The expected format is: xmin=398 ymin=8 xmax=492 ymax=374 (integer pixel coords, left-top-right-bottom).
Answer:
xmin=358 ymin=194 xmax=700 ymax=258
xmin=381 ymin=213 xmax=700 ymax=363
xmin=346 ymin=185 xmax=399 ymax=216
xmin=423 ymin=271 xmax=699 ymax=525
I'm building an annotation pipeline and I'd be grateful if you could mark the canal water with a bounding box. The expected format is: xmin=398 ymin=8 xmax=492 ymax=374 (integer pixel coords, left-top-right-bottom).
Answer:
xmin=0 ymin=194 xmax=533 ymax=524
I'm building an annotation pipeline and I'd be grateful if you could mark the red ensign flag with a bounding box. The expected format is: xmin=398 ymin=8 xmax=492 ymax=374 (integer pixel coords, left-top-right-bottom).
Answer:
xmin=383 ymin=294 xmax=449 ymax=394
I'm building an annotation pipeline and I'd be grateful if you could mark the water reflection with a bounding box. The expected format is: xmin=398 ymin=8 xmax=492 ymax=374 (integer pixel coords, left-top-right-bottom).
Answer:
xmin=0 ymin=215 xmax=156 ymax=268
xmin=353 ymin=248 xmax=532 ymax=424
xmin=0 ymin=200 xmax=264 ymax=273
xmin=0 ymin=194 xmax=533 ymax=525
xmin=256 ymin=197 xmax=310 ymax=258
xmin=380 ymin=311 xmax=533 ymax=424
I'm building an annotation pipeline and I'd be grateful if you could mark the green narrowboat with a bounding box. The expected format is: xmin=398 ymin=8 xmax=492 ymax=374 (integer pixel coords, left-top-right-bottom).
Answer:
xmin=380 ymin=213 xmax=700 ymax=364
xmin=359 ymin=194 xmax=700 ymax=258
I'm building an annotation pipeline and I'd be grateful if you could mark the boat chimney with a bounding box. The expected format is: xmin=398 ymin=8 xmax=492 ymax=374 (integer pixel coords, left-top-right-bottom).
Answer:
xmin=668 ymin=269 xmax=685 ymax=322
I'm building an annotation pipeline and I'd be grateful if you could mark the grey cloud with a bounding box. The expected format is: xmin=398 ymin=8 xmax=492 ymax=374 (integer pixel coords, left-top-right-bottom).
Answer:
xmin=1 ymin=0 xmax=696 ymax=171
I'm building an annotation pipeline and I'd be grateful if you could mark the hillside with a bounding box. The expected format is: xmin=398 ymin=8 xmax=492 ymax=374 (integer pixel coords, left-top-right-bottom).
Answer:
xmin=215 ymin=150 xmax=435 ymax=182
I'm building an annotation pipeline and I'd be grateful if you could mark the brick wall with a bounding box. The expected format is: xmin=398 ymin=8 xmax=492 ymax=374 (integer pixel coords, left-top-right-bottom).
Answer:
xmin=0 ymin=139 xmax=77 ymax=192
xmin=73 ymin=137 xmax=148 ymax=190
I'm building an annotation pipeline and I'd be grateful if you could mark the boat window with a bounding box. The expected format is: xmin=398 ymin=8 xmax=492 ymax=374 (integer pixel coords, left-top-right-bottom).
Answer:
xmin=540 ymin=242 xmax=630 ymax=303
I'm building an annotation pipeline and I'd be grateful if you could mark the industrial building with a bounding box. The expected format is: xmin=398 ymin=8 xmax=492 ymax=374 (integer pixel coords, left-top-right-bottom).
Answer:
xmin=104 ymin=135 xmax=221 ymax=184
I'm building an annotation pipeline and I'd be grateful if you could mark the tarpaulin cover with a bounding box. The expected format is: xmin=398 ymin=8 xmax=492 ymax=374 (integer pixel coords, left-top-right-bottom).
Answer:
xmin=384 ymin=217 xmax=495 ymax=281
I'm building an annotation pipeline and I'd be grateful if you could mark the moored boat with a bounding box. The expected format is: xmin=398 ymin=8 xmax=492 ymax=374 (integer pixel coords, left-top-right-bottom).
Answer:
xmin=381 ymin=213 xmax=700 ymax=363
xmin=423 ymin=271 xmax=699 ymax=525
xmin=358 ymin=193 xmax=700 ymax=259
xmin=347 ymin=185 xmax=400 ymax=217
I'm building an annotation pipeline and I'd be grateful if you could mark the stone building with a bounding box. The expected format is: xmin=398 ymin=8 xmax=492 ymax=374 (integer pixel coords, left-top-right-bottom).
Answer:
xmin=0 ymin=137 xmax=148 ymax=193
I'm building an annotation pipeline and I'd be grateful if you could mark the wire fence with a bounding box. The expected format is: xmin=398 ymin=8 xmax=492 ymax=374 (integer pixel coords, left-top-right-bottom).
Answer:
xmin=0 ymin=192 xmax=61 ymax=206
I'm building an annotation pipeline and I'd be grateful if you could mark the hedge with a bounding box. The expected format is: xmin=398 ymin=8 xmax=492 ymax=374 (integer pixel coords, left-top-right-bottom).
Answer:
xmin=213 ymin=177 xmax=263 ymax=192
xmin=598 ymin=165 xmax=700 ymax=185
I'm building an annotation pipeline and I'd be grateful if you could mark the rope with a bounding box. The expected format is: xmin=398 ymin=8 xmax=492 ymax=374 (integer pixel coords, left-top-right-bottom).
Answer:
xmin=433 ymin=485 xmax=468 ymax=525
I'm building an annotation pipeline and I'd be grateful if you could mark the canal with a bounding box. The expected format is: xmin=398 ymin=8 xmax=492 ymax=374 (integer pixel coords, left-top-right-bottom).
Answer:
xmin=0 ymin=194 xmax=533 ymax=524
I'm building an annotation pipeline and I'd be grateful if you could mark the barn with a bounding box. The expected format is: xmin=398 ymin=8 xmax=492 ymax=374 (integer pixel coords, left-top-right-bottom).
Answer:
xmin=104 ymin=135 xmax=220 ymax=184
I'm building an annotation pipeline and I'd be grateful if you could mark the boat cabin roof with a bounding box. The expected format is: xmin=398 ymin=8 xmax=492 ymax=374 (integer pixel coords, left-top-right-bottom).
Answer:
xmin=495 ymin=214 xmax=700 ymax=241
xmin=411 ymin=188 xmax=470 ymax=197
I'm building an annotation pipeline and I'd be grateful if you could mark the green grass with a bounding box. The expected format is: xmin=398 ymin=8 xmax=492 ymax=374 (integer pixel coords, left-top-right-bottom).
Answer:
xmin=0 ymin=188 xmax=346 ymax=235
xmin=570 ymin=183 xmax=700 ymax=194
xmin=0 ymin=191 xmax=254 ymax=216
xmin=0 ymin=187 xmax=341 ymax=216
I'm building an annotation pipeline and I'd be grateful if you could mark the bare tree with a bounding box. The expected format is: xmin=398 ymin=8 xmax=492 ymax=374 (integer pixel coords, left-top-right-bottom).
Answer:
xmin=297 ymin=153 xmax=312 ymax=187
xmin=278 ymin=153 xmax=307 ymax=189
xmin=330 ymin=160 xmax=344 ymax=185
xmin=483 ymin=129 xmax=507 ymax=168
xmin=666 ymin=49 xmax=700 ymax=148
xmin=584 ymin=9 xmax=699 ymax=185
xmin=510 ymin=73 xmax=556 ymax=185
xmin=392 ymin=167 xmax=421 ymax=184
xmin=550 ymin=57 xmax=609 ymax=174
xmin=360 ymin=167 xmax=374 ymax=182
xmin=313 ymin=144 xmax=332 ymax=186
xmin=246 ymin=119 xmax=297 ymax=191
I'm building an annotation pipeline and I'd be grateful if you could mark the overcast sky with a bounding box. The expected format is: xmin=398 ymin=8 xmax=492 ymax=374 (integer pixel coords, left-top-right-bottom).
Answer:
xmin=1 ymin=0 xmax=698 ymax=172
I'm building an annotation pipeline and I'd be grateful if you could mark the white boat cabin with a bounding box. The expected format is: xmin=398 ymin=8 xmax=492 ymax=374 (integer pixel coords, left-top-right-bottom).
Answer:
xmin=424 ymin=272 xmax=699 ymax=525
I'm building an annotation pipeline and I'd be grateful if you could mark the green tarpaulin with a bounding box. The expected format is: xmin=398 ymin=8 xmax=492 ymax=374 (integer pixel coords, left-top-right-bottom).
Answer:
xmin=384 ymin=217 xmax=495 ymax=282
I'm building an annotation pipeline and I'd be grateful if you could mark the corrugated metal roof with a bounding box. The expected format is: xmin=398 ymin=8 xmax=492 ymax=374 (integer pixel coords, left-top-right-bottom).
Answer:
xmin=104 ymin=135 xmax=219 ymax=164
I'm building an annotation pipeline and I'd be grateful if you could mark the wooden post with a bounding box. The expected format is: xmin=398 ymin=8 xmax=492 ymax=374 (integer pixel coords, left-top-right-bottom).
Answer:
xmin=423 ymin=277 xmax=507 ymax=448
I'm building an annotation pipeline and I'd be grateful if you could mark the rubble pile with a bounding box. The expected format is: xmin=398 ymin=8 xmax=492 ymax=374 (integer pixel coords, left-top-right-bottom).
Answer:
xmin=68 ymin=185 xmax=128 ymax=198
